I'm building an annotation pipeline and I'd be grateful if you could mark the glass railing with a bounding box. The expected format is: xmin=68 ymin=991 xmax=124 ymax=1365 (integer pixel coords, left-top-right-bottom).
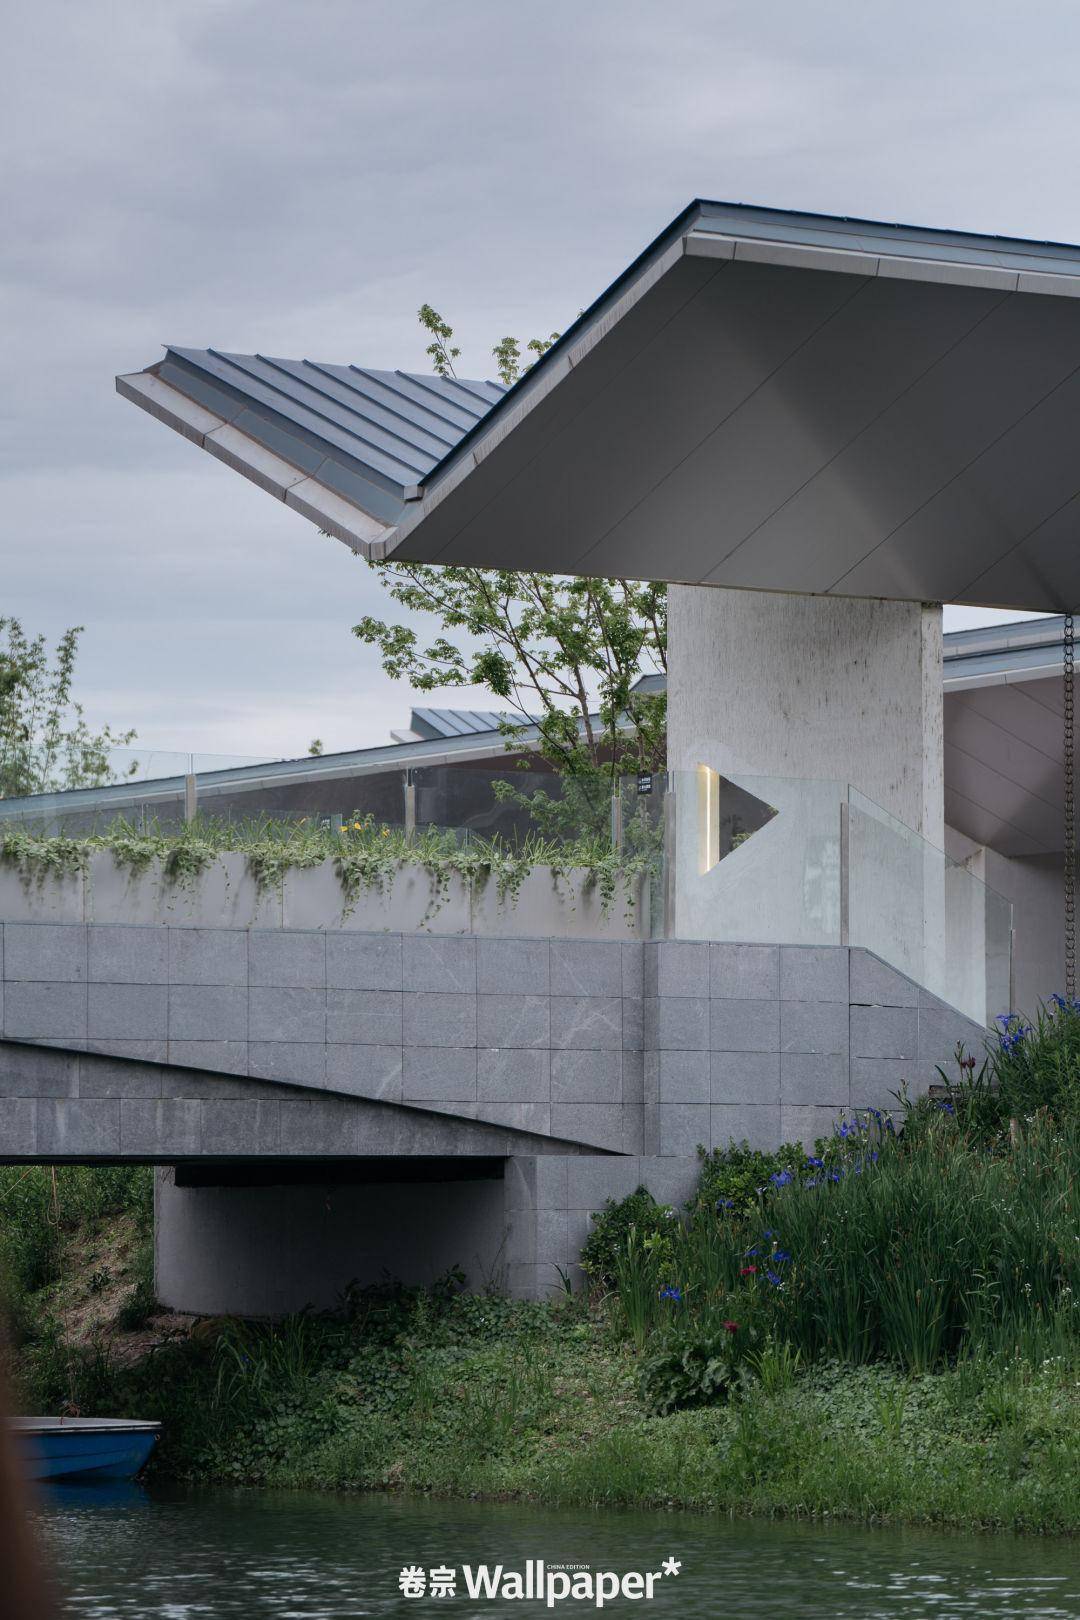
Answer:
xmin=658 ymin=769 xmax=843 ymax=947
xmin=847 ymin=788 xmax=1012 ymax=1026
xmin=657 ymin=767 xmax=1010 ymax=1026
xmin=0 ymin=761 xmax=624 ymax=847
xmin=99 ymin=746 xmax=279 ymax=783
xmin=0 ymin=750 xmax=278 ymax=836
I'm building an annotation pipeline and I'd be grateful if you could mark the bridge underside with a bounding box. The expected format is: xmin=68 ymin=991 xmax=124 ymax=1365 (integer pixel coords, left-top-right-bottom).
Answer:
xmin=0 ymin=1038 xmax=596 ymax=1164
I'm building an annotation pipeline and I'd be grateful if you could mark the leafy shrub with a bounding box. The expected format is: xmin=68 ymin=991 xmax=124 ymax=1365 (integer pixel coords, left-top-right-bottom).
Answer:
xmin=17 ymin=1321 xmax=118 ymax=1416
xmin=0 ymin=1164 xmax=152 ymax=1315
xmin=903 ymin=997 xmax=1080 ymax=1156
xmin=625 ymin=1110 xmax=1080 ymax=1372
xmin=692 ymin=1138 xmax=826 ymax=1215
xmin=580 ymin=1186 xmax=676 ymax=1285
xmin=903 ymin=1041 xmax=1002 ymax=1144
xmin=639 ymin=1324 xmax=746 ymax=1414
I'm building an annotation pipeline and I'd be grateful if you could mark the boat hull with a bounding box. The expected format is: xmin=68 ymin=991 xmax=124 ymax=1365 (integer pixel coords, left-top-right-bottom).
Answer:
xmin=11 ymin=1420 xmax=159 ymax=1482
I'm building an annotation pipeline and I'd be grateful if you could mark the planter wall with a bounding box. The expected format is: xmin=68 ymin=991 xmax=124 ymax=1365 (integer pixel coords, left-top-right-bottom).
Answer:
xmin=0 ymin=853 xmax=645 ymax=939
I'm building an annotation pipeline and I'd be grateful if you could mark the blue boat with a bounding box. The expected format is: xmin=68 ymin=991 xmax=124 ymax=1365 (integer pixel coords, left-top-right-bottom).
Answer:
xmin=10 ymin=1418 xmax=160 ymax=1482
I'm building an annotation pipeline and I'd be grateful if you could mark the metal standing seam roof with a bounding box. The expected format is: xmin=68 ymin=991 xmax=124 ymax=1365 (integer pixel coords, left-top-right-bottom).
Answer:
xmin=942 ymin=614 xmax=1066 ymax=689
xmin=119 ymin=198 xmax=1080 ymax=612
xmin=117 ymin=347 xmax=505 ymax=541
xmin=408 ymin=707 xmax=521 ymax=739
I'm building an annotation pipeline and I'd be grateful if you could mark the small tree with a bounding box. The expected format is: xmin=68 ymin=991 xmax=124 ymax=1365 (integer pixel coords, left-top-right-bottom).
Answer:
xmin=0 ymin=619 xmax=137 ymax=798
xmin=354 ymin=308 xmax=666 ymax=839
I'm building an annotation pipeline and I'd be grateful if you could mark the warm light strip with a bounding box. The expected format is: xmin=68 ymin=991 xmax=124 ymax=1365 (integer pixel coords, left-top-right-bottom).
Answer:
xmin=698 ymin=765 xmax=719 ymax=873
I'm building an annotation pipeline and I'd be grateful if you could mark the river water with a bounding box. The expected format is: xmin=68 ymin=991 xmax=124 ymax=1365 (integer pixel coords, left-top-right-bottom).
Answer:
xmin=34 ymin=1484 xmax=1080 ymax=1618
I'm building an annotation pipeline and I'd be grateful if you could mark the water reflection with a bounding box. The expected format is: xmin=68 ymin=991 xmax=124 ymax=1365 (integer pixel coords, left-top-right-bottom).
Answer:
xmin=34 ymin=1486 xmax=1080 ymax=1618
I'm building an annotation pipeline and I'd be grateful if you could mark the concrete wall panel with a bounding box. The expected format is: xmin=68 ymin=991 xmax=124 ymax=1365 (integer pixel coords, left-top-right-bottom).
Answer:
xmin=155 ymin=1170 xmax=509 ymax=1315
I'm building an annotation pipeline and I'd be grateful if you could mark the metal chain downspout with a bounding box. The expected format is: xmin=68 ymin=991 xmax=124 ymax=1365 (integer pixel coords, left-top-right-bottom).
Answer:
xmin=1065 ymin=612 xmax=1076 ymax=1000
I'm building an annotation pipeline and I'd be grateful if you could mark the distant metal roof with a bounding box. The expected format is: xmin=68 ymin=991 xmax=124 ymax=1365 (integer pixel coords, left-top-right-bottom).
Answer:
xmin=409 ymin=707 xmax=520 ymax=740
xmin=943 ymin=615 xmax=1065 ymax=690
xmin=119 ymin=199 xmax=1080 ymax=611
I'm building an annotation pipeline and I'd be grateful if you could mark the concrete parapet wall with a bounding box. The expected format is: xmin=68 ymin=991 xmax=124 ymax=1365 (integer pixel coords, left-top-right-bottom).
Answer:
xmin=0 ymin=852 xmax=643 ymax=939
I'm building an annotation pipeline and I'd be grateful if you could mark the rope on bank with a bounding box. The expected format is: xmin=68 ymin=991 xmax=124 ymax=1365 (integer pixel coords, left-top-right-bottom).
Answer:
xmin=1065 ymin=611 xmax=1076 ymax=1000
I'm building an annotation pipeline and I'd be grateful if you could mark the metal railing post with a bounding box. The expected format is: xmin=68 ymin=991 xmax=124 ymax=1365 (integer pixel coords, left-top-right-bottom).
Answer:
xmin=184 ymin=754 xmax=197 ymax=825
xmin=403 ymin=770 xmax=416 ymax=841
xmin=610 ymin=788 xmax=623 ymax=852
xmin=662 ymin=777 xmax=676 ymax=939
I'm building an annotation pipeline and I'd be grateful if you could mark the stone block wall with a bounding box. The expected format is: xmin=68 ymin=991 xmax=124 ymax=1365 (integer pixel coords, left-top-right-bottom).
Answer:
xmin=0 ymin=1039 xmax=597 ymax=1162
xmin=0 ymin=923 xmax=985 ymax=1161
xmin=643 ymin=940 xmax=983 ymax=1155
xmin=0 ymin=925 xmax=647 ymax=1153
xmin=504 ymin=1152 xmax=702 ymax=1298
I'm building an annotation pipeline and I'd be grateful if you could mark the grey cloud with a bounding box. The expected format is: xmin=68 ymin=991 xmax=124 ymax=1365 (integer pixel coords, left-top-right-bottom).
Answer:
xmin=2 ymin=0 xmax=1075 ymax=753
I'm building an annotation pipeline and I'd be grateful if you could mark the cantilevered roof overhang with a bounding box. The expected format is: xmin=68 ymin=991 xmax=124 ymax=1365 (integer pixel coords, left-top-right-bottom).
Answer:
xmin=119 ymin=200 xmax=1080 ymax=610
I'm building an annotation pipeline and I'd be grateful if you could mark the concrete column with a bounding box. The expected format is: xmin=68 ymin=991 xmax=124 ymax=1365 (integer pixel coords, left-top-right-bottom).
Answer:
xmin=667 ymin=586 xmax=944 ymax=951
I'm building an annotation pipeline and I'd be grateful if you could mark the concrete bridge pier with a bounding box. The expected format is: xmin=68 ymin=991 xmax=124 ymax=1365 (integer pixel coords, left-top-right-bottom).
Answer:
xmin=153 ymin=1161 xmax=511 ymax=1316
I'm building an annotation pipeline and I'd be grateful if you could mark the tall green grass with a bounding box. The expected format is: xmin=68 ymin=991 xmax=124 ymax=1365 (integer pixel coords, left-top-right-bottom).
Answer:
xmin=603 ymin=998 xmax=1080 ymax=1388
xmin=608 ymin=1110 xmax=1079 ymax=1376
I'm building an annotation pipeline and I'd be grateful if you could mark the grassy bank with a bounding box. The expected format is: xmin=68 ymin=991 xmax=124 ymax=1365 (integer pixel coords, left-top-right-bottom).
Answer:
xmin=7 ymin=1280 xmax=1080 ymax=1534
xmin=3 ymin=1001 xmax=1080 ymax=1535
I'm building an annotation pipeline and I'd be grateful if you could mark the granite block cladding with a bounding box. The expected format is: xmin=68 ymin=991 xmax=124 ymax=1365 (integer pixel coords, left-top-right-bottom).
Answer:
xmin=503 ymin=1152 xmax=703 ymax=1298
xmin=0 ymin=925 xmax=987 ymax=1158
xmin=0 ymin=925 xmax=990 ymax=1308
xmin=642 ymin=941 xmax=986 ymax=1153
xmin=0 ymin=926 xmax=646 ymax=1154
xmin=0 ymin=1040 xmax=601 ymax=1162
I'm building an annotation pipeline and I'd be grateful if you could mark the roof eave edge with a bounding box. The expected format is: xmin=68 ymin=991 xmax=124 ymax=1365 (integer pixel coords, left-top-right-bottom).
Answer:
xmin=116 ymin=371 xmax=395 ymax=560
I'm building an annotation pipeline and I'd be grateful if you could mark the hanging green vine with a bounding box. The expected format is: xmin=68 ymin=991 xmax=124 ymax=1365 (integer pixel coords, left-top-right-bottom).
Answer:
xmin=0 ymin=814 xmax=657 ymax=921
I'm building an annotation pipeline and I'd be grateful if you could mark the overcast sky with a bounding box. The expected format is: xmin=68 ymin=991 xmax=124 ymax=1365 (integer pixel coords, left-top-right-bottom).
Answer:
xmin=2 ymin=1 xmax=1070 ymax=764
